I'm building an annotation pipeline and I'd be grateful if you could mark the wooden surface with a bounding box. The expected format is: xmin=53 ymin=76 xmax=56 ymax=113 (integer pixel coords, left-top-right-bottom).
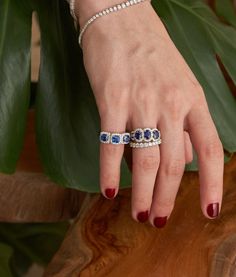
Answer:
xmin=44 ymin=155 xmax=236 ymax=277
xmin=0 ymin=110 xmax=84 ymax=222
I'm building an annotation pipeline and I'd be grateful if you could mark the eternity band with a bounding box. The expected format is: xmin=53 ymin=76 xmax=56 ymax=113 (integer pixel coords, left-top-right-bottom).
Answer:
xmin=78 ymin=0 xmax=147 ymax=47
xmin=130 ymin=140 xmax=162 ymax=148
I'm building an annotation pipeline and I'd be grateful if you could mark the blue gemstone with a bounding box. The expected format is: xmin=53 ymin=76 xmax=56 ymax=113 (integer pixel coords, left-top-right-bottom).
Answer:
xmin=100 ymin=133 xmax=109 ymax=142
xmin=153 ymin=130 xmax=160 ymax=140
xmin=144 ymin=129 xmax=151 ymax=140
xmin=135 ymin=130 xmax=143 ymax=140
xmin=111 ymin=135 xmax=121 ymax=144
xmin=123 ymin=134 xmax=130 ymax=143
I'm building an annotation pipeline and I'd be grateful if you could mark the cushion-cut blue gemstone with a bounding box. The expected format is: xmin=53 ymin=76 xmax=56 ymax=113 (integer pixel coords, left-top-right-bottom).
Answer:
xmin=144 ymin=129 xmax=151 ymax=140
xmin=123 ymin=134 xmax=130 ymax=143
xmin=100 ymin=133 xmax=109 ymax=142
xmin=135 ymin=130 xmax=143 ymax=140
xmin=111 ymin=135 xmax=121 ymax=144
xmin=153 ymin=130 xmax=160 ymax=140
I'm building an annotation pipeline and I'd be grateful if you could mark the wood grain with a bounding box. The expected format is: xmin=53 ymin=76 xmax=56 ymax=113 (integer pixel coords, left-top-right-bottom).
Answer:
xmin=44 ymin=155 xmax=236 ymax=277
xmin=0 ymin=110 xmax=84 ymax=222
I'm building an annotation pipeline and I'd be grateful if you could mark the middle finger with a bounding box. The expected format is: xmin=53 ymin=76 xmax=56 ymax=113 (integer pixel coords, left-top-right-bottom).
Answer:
xmin=131 ymin=125 xmax=160 ymax=223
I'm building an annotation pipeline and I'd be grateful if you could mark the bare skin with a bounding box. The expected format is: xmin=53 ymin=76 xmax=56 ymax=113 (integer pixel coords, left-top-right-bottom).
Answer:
xmin=74 ymin=0 xmax=224 ymax=227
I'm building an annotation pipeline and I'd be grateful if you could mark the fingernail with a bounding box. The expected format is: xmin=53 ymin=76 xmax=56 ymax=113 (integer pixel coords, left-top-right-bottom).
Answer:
xmin=105 ymin=188 xmax=116 ymax=199
xmin=207 ymin=203 xmax=219 ymax=218
xmin=153 ymin=216 xmax=167 ymax=228
xmin=137 ymin=210 xmax=149 ymax=223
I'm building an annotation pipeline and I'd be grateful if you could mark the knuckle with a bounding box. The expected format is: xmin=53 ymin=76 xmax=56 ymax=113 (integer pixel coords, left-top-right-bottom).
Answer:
xmin=99 ymin=86 xmax=129 ymax=118
xmin=156 ymin=197 xmax=174 ymax=211
xmin=163 ymin=159 xmax=185 ymax=177
xmin=133 ymin=82 xmax=154 ymax=105
xmin=133 ymin=196 xmax=147 ymax=207
xmin=191 ymin=79 xmax=203 ymax=92
xmin=206 ymin=183 xmax=219 ymax=194
xmin=103 ymin=145 xmax=122 ymax=157
xmin=100 ymin=170 xmax=119 ymax=186
xmin=201 ymin=138 xmax=223 ymax=159
xmin=161 ymin=84 xmax=184 ymax=121
xmin=169 ymin=102 xmax=182 ymax=121
xmin=133 ymin=154 xmax=159 ymax=171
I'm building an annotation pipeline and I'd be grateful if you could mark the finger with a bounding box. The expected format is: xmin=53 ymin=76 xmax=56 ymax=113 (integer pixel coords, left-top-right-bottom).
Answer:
xmin=184 ymin=131 xmax=193 ymax=164
xmin=149 ymin=120 xmax=185 ymax=228
xmin=131 ymin=126 xmax=160 ymax=223
xmin=187 ymin=106 xmax=224 ymax=219
xmin=100 ymin=116 xmax=127 ymax=199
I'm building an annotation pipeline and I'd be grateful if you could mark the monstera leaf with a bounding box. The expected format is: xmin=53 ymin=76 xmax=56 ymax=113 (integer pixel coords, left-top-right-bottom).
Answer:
xmin=215 ymin=0 xmax=236 ymax=27
xmin=152 ymin=0 xmax=236 ymax=170
xmin=0 ymin=0 xmax=236 ymax=192
xmin=0 ymin=0 xmax=31 ymax=173
xmin=0 ymin=222 xmax=68 ymax=277
xmin=0 ymin=243 xmax=13 ymax=277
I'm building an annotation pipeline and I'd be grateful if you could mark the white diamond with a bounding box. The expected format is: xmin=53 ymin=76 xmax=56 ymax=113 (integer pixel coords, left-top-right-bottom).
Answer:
xmin=99 ymin=12 xmax=102 ymax=16
xmin=117 ymin=4 xmax=122 ymax=9
xmin=109 ymin=7 xmax=113 ymax=11
xmin=113 ymin=6 xmax=117 ymax=11
xmin=122 ymin=3 xmax=126 ymax=8
xmin=106 ymin=8 xmax=110 ymax=13
xmin=126 ymin=1 xmax=130 ymax=6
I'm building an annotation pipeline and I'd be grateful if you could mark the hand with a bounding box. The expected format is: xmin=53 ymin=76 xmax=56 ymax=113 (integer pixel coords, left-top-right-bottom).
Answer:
xmin=76 ymin=0 xmax=224 ymax=227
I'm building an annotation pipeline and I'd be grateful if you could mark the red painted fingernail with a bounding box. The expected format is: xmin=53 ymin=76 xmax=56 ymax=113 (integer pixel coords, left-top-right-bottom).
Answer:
xmin=153 ymin=216 xmax=167 ymax=228
xmin=207 ymin=203 xmax=219 ymax=218
xmin=137 ymin=211 xmax=149 ymax=223
xmin=105 ymin=188 xmax=116 ymax=199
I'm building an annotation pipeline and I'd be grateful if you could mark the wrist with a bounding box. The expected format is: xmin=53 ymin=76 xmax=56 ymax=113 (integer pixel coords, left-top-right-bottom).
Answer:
xmin=74 ymin=0 xmax=151 ymax=27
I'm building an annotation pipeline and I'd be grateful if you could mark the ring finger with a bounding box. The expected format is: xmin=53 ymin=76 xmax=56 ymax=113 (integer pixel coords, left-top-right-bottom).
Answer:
xmin=149 ymin=120 xmax=185 ymax=228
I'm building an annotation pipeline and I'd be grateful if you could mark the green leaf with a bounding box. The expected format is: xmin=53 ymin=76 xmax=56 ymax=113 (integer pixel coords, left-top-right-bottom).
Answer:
xmin=152 ymin=0 xmax=236 ymax=169
xmin=0 ymin=222 xmax=69 ymax=275
xmin=0 ymin=243 xmax=13 ymax=277
xmin=34 ymin=0 xmax=131 ymax=192
xmin=0 ymin=0 xmax=32 ymax=173
xmin=215 ymin=0 xmax=236 ymax=28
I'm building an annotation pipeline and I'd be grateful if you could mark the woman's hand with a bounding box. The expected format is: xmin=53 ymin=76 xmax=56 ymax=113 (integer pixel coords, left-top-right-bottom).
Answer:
xmin=75 ymin=0 xmax=224 ymax=227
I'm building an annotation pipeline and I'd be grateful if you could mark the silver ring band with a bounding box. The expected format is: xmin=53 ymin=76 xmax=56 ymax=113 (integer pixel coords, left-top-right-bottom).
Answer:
xmin=130 ymin=139 xmax=161 ymax=148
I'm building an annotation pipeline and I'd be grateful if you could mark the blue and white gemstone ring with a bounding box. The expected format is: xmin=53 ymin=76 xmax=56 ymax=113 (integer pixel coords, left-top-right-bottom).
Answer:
xmin=131 ymin=128 xmax=161 ymax=142
xmin=130 ymin=128 xmax=162 ymax=148
xmin=99 ymin=131 xmax=131 ymax=145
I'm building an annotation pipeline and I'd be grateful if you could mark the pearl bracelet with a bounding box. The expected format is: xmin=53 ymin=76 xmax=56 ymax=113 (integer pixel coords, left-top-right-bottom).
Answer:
xmin=78 ymin=0 xmax=147 ymax=48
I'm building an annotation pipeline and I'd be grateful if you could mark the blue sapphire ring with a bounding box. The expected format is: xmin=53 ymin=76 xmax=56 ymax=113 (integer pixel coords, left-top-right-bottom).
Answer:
xmin=130 ymin=128 xmax=161 ymax=148
xmin=99 ymin=131 xmax=131 ymax=145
